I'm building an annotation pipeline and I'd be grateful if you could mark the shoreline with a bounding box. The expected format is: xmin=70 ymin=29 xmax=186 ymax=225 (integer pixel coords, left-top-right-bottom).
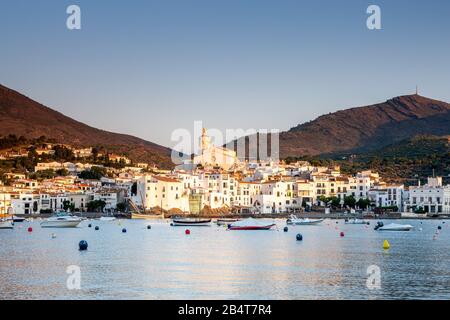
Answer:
xmin=18 ymin=212 xmax=450 ymax=220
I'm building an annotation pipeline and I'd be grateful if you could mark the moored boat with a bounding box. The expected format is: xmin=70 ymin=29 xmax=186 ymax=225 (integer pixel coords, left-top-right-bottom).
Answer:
xmin=99 ymin=216 xmax=116 ymax=221
xmin=171 ymin=218 xmax=212 ymax=226
xmin=345 ymin=218 xmax=370 ymax=225
xmin=216 ymin=218 xmax=240 ymax=226
xmin=0 ymin=219 xmax=14 ymax=229
xmin=374 ymin=221 xmax=413 ymax=231
xmin=132 ymin=213 xmax=164 ymax=220
xmin=228 ymin=218 xmax=276 ymax=230
xmin=286 ymin=215 xmax=323 ymax=225
xmin=40 ymin=212 xmax=82 ymax=228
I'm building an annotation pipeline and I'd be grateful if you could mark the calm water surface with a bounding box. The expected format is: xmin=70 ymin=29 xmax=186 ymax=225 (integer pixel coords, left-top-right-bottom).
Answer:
xmin=1 ymin=219 xmax=449 ymax=300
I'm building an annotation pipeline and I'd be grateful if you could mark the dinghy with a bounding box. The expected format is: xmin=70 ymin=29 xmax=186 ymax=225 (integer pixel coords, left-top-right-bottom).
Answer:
xmin=0 ymin=219 xmax=14 ymax=229
xmin=345 ymin=218 xmax=370 ymax=225
xmin=99 ymin=216 xmax=116 ymax=221
xmin=286 ymin=215 xmax=323 ymax=225
xmin=228 ymin=218 xmax=276 ymax=230
xmin=171 ymin=218 xmax=212 ymax=226
xmin=216 ymin=218 xmax=240 ymax=226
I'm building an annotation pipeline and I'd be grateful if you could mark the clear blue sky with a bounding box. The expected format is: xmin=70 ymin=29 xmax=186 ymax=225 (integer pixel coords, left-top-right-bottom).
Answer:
xmin=1 ymin=0 xmax=449 ymax=148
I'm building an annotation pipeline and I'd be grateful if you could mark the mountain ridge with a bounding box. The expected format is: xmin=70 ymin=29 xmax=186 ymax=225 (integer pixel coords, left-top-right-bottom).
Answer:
xmin=251 ymin=94 xmax=450 ymax=158
xmin=0 ymin=84 xmax=174 ymax=168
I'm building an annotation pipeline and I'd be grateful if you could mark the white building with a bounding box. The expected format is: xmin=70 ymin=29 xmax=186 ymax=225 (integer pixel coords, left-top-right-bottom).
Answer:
xmin=11 ymin=193 xmax=41 ymax=215
xmin=137 ymin=175 xmax=189 ymax=212
xmin=368 ymin=184 xmax=404 ymax=211
xmin=404 ymin=177 xmax=450 ymax=215
xmin=193 ymin=128 xmax=238 ymax=170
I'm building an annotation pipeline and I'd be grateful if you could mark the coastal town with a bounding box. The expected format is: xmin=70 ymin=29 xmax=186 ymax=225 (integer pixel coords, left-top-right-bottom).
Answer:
xmin=1 ymin=129 xmax=449 ymax=218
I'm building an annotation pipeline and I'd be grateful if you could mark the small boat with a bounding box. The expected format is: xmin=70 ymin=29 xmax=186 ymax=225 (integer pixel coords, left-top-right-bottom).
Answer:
xmin=11 ymin=215 xmax=26 ymax=223
xmin=228 ymin=218 xmax=276 ymax=230
xmin=132 ymin=213 xmax=164 ymax=220
xmin=345 ymin=218 xmax=370 ymax=225
xmin=0 ymin=219 xmax=14 ymax=229
xmin=40 ymin=213 xmax=82 ymax=228
xmin=374 ymin=222 xmax=413 ymax=231
xmin=216 ymin=218 xmax=240 ymax=226
xmin=286 ymin=215 xmax=323 ymax=225
xmin=171 ymin=218 xmax=212 ymax=226
xmin=99 ymin=216 xmax=116 ymax=221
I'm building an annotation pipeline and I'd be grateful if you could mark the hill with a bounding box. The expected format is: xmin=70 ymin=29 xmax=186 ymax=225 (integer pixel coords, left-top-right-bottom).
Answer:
xmin=286 ymin=135 xmax=450 ymax=185
xmin=0 ymin=84 xmax=174 ymax=168
xmin=229 ymin=94 xmax=450 ymax=159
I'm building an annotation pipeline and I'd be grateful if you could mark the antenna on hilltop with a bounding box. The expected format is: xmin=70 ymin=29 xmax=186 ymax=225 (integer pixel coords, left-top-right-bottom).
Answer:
xmin=415 ymin=85 xmax=419 ymax=95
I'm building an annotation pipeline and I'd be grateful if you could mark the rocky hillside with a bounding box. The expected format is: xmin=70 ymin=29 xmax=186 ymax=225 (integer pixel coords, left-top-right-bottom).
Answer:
xmin=282 ymin=94 xmax=450 ymax=156
xmin=229 ymin=94 xmax=450 ymax=159
xmin=0 ymin=84 xmax=174 ymax=168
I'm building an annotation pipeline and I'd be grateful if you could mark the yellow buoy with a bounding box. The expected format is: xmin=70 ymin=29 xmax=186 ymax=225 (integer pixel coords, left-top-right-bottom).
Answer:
xmin=383 ymin=240 xmax=390 ymax=250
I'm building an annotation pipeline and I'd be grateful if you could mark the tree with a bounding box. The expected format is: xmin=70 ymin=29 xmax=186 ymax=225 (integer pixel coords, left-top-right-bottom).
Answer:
xmin=357 ymin=198 xmax=371 ymax=210
xmin=29 ymin=169 xmax=56 ymax=181
xmin=318 ymin=195 xmax=329 ymax=204
xmin=63 ymin=200 xmax=75 ymax=212
xmin=53 ymin=145 xmax=74 ymax=161
xmin=330 ymin=197 xmax=341 ymax=208
xmin=78 ymin=166 xmax=107 ymax=180
xmin=116 ymin=202 xmax=127 ymax=212
xmin=56 ymin=168 xmax=69 ymax=176
xmin=344 ymin=195 xmax=356 ymax=208
xmin=92 ymin=147 xmax=99 ymax=160
xmin=87 ymin=200 xmax=106 ymax=212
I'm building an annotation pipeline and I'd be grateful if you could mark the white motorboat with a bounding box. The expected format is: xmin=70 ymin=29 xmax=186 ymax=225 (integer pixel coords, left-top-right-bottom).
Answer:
xmin=99 ymin=216 xmax=116 ymax=221
xmin=374 ymin=222 xmax=413 ymax=231
xmin=286 ymin=215 xmax=323 ymax=225
xmin=345 ymin=218 xmax=370 ymax=225
xmin=0 ymin=219 xmax=14 ymax=229
xmin=40 ymin=213 xmax=82 ymax=228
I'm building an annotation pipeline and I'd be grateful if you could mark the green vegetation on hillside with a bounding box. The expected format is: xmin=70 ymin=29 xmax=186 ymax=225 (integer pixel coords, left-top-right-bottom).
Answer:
xmin=285 ymin=135 xmax=450 ymax=186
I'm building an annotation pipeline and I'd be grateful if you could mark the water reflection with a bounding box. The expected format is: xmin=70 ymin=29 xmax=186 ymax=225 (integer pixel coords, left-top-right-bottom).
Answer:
xmin=1 ymin=219 xmax=450 ymax=299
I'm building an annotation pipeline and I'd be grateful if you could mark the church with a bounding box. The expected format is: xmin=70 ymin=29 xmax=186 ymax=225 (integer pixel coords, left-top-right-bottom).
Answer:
xmin=193 ymin=128 xmax=238 ymax=170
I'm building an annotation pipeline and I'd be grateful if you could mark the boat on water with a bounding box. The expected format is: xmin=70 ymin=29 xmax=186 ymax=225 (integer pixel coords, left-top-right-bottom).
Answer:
xmin=131 ymin=213 xmax=164 ymax=220
xmin=286 ymin=215 xmax=323 ymax=225
xmin=40 ymin=212 xmax=82 ymax=228
xmin=374 ymin=221 xmax=414 ymax=231
xmin=171 ymin=218 xmax=212 ymax=226
xmin=345 ymin=218 xmax=370 ymax=225
xmin=8 ymin=215 xmax=26 ymax=223
xmin=228 ymin=218 xmax=276 ymax=230
xmin=99 ymin=216 xmax=116 ymax=221
xmin=0 ymin=219 xmax=14 ymax=229
xmin=216 ymin=218 xmax=240 ymax=226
